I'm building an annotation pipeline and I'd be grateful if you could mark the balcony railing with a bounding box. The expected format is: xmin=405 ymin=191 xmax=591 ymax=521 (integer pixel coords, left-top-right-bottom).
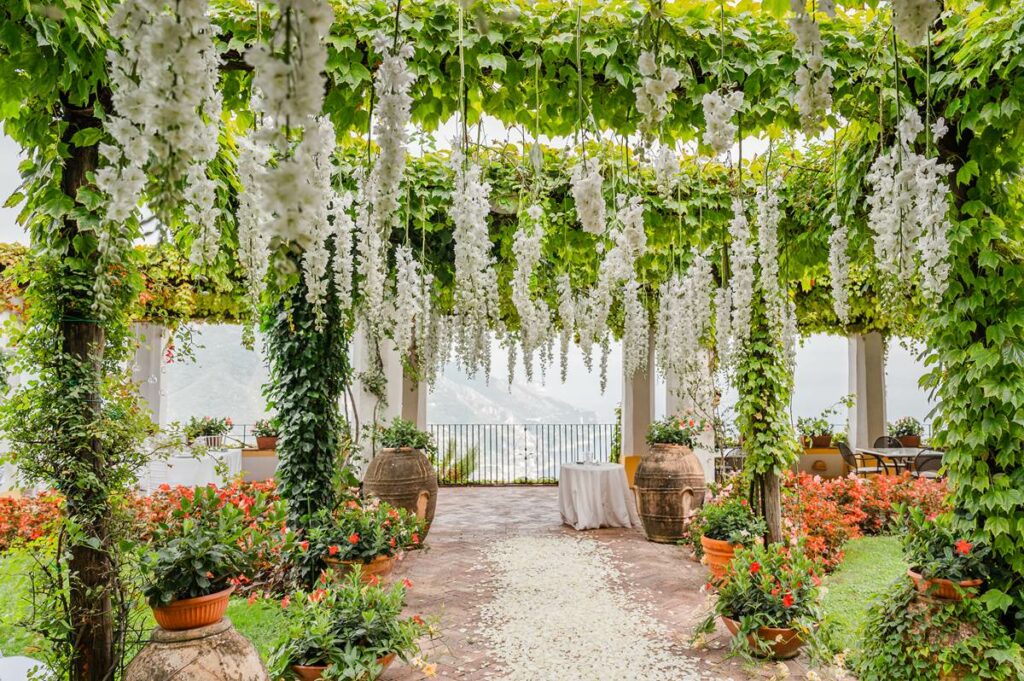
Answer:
xmin=428 ymin=423 xmax=617 ymax=485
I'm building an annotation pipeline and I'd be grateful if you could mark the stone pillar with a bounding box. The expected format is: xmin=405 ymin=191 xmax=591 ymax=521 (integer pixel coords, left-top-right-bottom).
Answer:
xmin=848 ymin=332 xmax=887 ymax=452
xmin=664 ymin=351 xmax=716 ymax=483
xmin=621 ymin=332 xmax=656 ymax=461
xmin=401 ymin=368 xmax=428 ymax=430
xmin=132 ymin=323 xmax=167 ymax=427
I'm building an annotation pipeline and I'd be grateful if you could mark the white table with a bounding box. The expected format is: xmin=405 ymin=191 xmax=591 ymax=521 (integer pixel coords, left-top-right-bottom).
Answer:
xmin=137 ymin=449 xmax=243 ymax=492
xmin=558 ymin=463 xmax=640 ymax=530
xmin=856 ymin=446 xmax=926 ymax=473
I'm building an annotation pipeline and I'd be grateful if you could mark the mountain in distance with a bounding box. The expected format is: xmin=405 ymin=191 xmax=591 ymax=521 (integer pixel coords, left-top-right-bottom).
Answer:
xmin=428 ymin=369 xmax=601 ymax=424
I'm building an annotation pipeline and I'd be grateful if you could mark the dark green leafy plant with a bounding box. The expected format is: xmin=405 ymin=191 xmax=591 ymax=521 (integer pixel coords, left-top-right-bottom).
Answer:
xmin=267 ymin=569 xmax=429 ymax=680
xmin=370 ymin=417 xmax=437 ymax=458
xmin=692 ymin=497 xmax=766 ymax=546
xmin=900 ymin=507 xmax=989 ymax=584
xmin=646 ymin=413 xmax=707 ymax=447
xmin=855 ymin=580 xmax=1024 ymax=681
xmin=305 ymin=501 xmax=425 ymax=566
xmin=182 ymin=415 xmax=232 ymax=440
xmin=140 ymin=486 xmax=251 ymax=607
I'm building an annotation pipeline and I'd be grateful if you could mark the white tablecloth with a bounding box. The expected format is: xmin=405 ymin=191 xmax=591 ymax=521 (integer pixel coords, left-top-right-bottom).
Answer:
xmin=558 ymin=463 xmax=640 ymax=530
xmin=137 ymin=449 xmax=243 ymax=493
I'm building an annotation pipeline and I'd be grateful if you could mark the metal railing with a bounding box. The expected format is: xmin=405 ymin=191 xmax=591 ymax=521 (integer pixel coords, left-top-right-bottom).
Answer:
xmin=428 ymin=423 xmax=617 ymax=485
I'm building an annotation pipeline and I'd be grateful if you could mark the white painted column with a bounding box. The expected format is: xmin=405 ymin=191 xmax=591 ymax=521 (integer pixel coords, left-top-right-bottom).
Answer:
xmin=401 ymin=368 xmax=428 ymax=430
xmin=664 ymin=351 xmax=716 ymax=483
xmin=621 ymin=332 xmax=656 ymax=461
xmin=848 ymin=332 xmax=887 ymax=452
xmin=131 ymin=323 xmax=167 ymax=427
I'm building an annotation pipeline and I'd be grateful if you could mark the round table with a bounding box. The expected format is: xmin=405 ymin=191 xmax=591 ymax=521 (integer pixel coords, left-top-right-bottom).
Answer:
xmin=558 ymin=463 xmax=641 ymax=530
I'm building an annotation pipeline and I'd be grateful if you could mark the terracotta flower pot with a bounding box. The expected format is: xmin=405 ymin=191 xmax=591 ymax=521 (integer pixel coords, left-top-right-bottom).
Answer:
xmin=255 ymin=435 xmax=278 ymax=450
xmin=291 ymin=653 xmax=396 ymax=681
xmin=152 ymin=585 xmax=234 ymax=631
xmin=907 ymin=569 xmax=982 ymax=601
xmin=898 ymin=435 xmax=921 ymax=448
xmin=810 ymin=435 xmax=832 ymax=448
xmin=722 ymin=616 xmax=805 ymax=659
xmin=701 ymin=535 xmax=739 ymax=582
xmin=324 ymin=554 xmax=396 ymax=584
xmin=634 ymin=443 xmax=706 ymax=543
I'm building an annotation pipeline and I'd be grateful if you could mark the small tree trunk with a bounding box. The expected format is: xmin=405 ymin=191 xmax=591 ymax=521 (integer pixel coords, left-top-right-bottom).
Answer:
xmin=59 ymin=99 xmax=116 ymax=681
xmin=762 ymin=471 xmax=783 ymax=544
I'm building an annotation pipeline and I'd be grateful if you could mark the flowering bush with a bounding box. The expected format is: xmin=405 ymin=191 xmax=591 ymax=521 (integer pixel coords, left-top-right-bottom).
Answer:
xmin=900 ymin=507 xmax=989 ymax=583
xmin=305 ymin=498 xmax=425 ymax=566
xmin=0 ymin=492 xmax=61 ymax=550
xmin=646 ymin=414 xmax=707 ymax=448
xmin=782 ymin=474 xmax=858 ymax=571
xmin=693 ymin=498 xmax=766 ymax=546
xmin=889 ymin=416 xmax=923 ymax=438
xmin=267 ymin=568 xmax=431 ymax=679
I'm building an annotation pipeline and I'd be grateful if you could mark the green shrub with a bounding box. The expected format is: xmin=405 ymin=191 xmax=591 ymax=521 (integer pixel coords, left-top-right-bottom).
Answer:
xmin=855 ymin=580 xmax=1024 ymax=680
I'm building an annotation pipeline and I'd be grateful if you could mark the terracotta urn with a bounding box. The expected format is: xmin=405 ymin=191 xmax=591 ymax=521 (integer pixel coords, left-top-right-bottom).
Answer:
xmin=907 ymin=569 xmax=982 ymax=601
xmin=721 ymin=616 xmax=805 ymax=659
xmin=363 ymin=447 xmax=438 ymax=535
xmin=125 ymin=617 xmax=269 ymax=681
xmin=290 ymin=653 xmax=396 ymax=681
xmin=633 ymin=443 xmax=706 ymax=543
xmin=152 ymin=586 xmax=234 ymax=631
xmin=324 ymin=554 xmax=396 ymax=584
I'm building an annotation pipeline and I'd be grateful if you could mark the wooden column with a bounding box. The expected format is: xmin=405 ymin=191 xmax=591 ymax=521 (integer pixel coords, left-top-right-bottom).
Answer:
xmin=848 ymin=332 xmax=887 ymax=452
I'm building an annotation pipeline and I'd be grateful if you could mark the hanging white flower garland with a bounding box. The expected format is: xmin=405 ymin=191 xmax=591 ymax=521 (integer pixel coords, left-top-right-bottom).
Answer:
xmin=828 ymin=211 xmax=850 ymax=324
xmin=99 ymin=0 xmax=224 ymax=308
xmin=865 ymin=109 xmax=953 ymax=303
xmin=570 ymin=162 xmax=608 ymax=235
xmin=556 ymin=273 xmax=577 ymax=384
xmin=391 ymin=244 xmax=430 ymax=357
xmin=450 ymin=149 xmax=501 ymax=378
xmin=723 ymin=197 xmax=756 ymax=366
xmin=621 ymin=275 xmax=650 ymax=380
xmin=754 ymin=183 xmax=798 ymax=369
xmin=511 ymin=204 xmax=553 ymax=378
xmin=634 ymin=50 xmax=682 ymax=137
xmin=656 ymin=250 xmax=715 ymax=409
xmin=788 ymin=1 xmax=833 ymax=136
xmin=701 ymin=90 xmax=744 ymax=157
xmin=891 ymin=0 xmax=941 ymax=46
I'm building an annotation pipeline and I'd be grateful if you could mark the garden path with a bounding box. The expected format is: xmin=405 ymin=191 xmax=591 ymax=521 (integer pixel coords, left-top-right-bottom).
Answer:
xmin=384 ymin=486 xmax=850 ymax=681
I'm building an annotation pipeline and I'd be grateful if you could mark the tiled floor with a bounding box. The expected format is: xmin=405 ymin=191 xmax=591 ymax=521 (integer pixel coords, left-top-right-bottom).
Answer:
xmin=384 ymin=486 xmax=849 ymax=681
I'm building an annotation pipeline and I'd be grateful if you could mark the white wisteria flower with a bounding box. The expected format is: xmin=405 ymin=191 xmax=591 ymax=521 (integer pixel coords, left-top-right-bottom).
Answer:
xmin=891 ymin=0 xmax=940 ymax=46
xmin=391 ymin=244 xmax=429 ymax=357
xmin=828 ymin=212 xmax=850 ymax=324
xmin=511 ymin=204 xmax=553 ymax=375
xmin=450 ymin=149 xmax=500 ymax=377
xmin=656 ymin=249 xmax=715 ymax=408
xmin=570 ymin=161 xmax=607 ymax=235
xmin=556 ymin=273 xmax=577 ymax=384
xmin=788 ymin=4 xmax=832 ymax=135
xmin=621 ymin=274 xmax=650 ymax=379
xmin=236 ymin=134 xmax=271 ymax=307
xmin=652 ymin=144 xmax=679 ymax=199
xmin=331 ymin=191 xmax=356 ymax=309
xmin=701 ymin=89 xmax=744 ymax=157
xmin=634 ymin=50 xmax=682 ymax=136
xmin=725 ymin=197 xmax=756 ymax=362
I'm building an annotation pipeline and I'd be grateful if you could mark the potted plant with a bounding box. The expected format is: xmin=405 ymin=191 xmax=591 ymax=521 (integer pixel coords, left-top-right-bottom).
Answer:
xmin=889 ymin=416 xmax=924 ymax=448
xmin=307 ymin=499 xmax=425 ymax=584
xmin=698 ymin=542 xmax=823 ymax=659
xmin=267 ymin=569 xmax=429 ymax=680
xmin=363 ymin=418 xmax=439 ymax=531
xmin=900 ymin=507 xmax=987 ymax=601
xmin=633 ymin=414 xmax=708 ymax=543
xmin=253 ymin=418 xmax=279 ymax=450
xmin=141 ymin=486 xmax=251 ymax=630
xmin=796 ymin=415 xmax=833 ymax=448
xmin=693 ymin=497 xmax=767 ymax=582
xmin=184 ymin=415 xmax=233 ymax=449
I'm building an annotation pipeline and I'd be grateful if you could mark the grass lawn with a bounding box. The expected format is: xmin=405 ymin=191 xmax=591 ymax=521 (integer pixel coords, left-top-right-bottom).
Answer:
xmin=821 ymin=535 xmax=907 ymax=653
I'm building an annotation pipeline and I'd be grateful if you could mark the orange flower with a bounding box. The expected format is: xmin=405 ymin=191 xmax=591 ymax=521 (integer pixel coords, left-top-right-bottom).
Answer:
xmin=280 ymin=595 xmax=291 ymax=609
xmin=299 ymin=540 xmax=309 ymax=552
xmin=367 ymin=575 xmax=381 ymax=586
xmin=411 ymin=532 xmax=420 ymax=545
xmin=412 ymin=614 xmax=425 ymax=626
xmin=955 ymin=539 xmax=972 ymax=555
xmin=402 ymin=578 xmax=414 ymax=589
xmin=749 ymin=561 xmax=761 ymax=575
xmin=308 ymin=589 xmax=326 ymax=603
xmin=328 ymin=545 xmax=339 ymax=556
xmin=347 ymin=532 xmax=360 ymax=544
xmin=782 ymin=592 xmax=794 ymax=608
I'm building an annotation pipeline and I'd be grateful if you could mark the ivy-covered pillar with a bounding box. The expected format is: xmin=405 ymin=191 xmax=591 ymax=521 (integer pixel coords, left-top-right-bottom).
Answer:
xmin=264 ymin=259 xmax=352 ymax=528
xmin=847 ymin=332 xmax=887 ymax=452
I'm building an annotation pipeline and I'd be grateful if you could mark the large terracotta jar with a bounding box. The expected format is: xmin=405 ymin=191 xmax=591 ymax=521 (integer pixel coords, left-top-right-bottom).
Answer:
xmin=125 ymin=618 xmax=269 ymax=681
xmin=363 ymin=447 xmax=438 ymax=533
xmin=633 ymin=443 xmax=706 ymax=543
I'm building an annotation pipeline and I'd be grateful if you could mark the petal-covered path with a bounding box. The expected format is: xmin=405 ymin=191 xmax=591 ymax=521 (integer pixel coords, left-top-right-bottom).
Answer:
xmin=384 ymin=486 xmax=846 ymax=681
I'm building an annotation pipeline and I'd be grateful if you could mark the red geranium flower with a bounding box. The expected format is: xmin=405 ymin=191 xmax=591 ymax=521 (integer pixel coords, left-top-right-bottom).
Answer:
xmin=328 ymin=545 xmax=339 ymax=556
xmin=955 ymin=539 xmax=972 ymax=555
xmin=280 ymin=595 xmax=291 ymax=609
xmin=782 ymin=592 xmax=794 ymax=608
xmin=299 ymin=540 xmax=309 ymax=552
xmin=347 ymin=532 xmax=360 ymax=544
xmin=749 ymin=561 xmax=761 ymax=575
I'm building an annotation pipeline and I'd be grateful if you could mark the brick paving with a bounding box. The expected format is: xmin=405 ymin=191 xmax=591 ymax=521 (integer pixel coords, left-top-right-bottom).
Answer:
xmin=383 ymin=486 xmax=850 ymax=681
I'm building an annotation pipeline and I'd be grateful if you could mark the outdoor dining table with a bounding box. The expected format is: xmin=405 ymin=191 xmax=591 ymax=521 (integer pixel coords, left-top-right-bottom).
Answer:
xmin=558 ymin=462 xmax=641 ymax=531
xmin=855 ymin=446 xmax=925 ymax=472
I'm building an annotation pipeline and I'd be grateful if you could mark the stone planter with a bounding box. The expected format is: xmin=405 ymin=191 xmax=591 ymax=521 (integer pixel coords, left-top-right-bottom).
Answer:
xmin=324 ymin=554 xmax=396 ymax=584
xmin=898 ymin=435 xmax=922 ymax=448
xmin=290 ymin=653 xmax=396 ymax=681
xmin=907 ymin=569 xmax=982 ymax=601
xmin=125 ymin=617 xmax=269 ymax=681
xmin=363 ymin=447 xmax=438 ymax=535
xmin=633 ymin=443 xmax=706 ymax=543
xmin=152 ymin=586 xmax=234 ymax=631
xmin=255 ymin=435 xmax=278 ymax=450
xmin=700 ymin=535 xmax=739 ymax=582
xmin=721 ymin=616 xmax=805 ymax=659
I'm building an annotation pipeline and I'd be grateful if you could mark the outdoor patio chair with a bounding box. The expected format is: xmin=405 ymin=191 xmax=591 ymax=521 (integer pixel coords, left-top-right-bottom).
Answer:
xmin=715 ymin=447 xmax=745 ymax=482
xmin=873 ymin=435 xmax=904 ymax=448
xmin=912 ymin=450 xmax=943 ymax=479
xmin=837 ymin=441 xmax=890 ymax=476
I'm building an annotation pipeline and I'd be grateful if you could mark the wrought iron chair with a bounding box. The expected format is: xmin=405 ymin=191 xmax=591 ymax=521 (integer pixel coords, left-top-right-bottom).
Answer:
xmin=837 ymin=441 xmax=889 ymax=476
xmin=912 ymin=450 xmax=943 ymax=479
xmin=715 ymin=447 xmax=745 ymax=483
xmin=873 ymin=435 xmax=903 ymax=448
